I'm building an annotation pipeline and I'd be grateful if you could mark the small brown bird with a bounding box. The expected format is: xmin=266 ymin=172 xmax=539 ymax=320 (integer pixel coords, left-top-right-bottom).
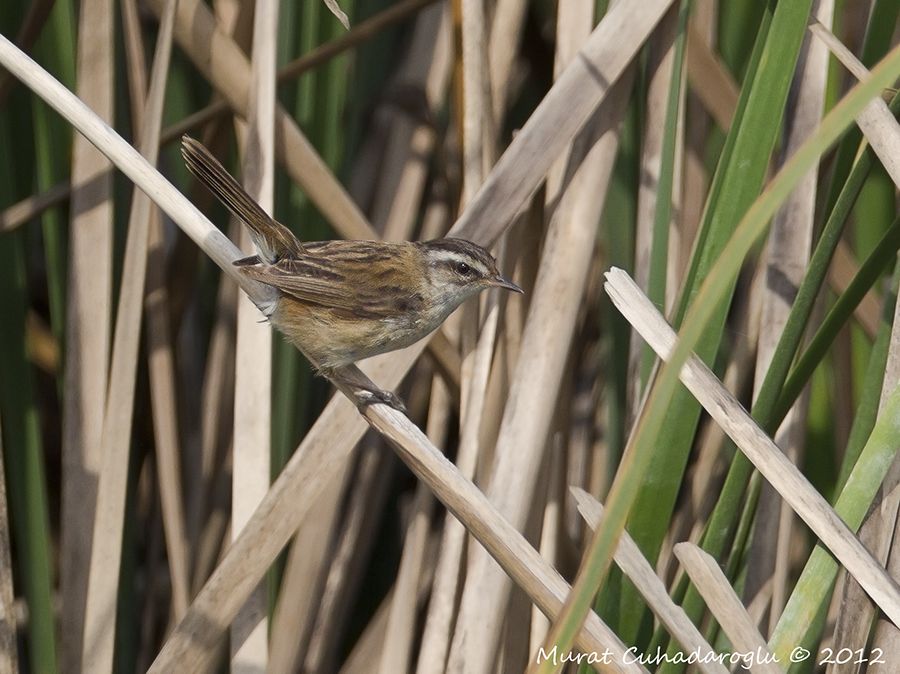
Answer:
xmin=182 ymin=136 xmax=522 ymax=411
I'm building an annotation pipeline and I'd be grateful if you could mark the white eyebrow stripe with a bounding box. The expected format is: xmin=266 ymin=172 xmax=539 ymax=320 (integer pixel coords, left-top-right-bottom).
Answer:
xmin=431 ymin=250 xmax=489 ymax=271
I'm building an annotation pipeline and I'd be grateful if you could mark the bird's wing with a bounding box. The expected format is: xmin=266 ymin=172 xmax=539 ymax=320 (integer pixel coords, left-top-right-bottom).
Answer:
xmin=239 ymin=260 xmax=399 ymax=319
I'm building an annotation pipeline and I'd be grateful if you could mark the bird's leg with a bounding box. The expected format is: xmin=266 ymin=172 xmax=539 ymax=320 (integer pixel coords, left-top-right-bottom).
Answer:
xmin=326 ymin=366 xmax=408 ymax=414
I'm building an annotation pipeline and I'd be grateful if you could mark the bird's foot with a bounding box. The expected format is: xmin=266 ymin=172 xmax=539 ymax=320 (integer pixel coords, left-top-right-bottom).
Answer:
xmin=353 ymin=387 xmax=408 ymax=414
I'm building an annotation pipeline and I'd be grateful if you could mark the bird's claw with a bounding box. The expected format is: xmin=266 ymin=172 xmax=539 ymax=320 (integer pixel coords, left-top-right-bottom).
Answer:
xmin=354 ymin=388 xmax=408 ymax=414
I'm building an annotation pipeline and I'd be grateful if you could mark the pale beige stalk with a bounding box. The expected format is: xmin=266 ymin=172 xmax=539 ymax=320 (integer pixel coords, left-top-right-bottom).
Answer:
xmin=377 ymin=389 xmax=447 ymax=674
xmin=60 ymin=0 xmax=114 ymax=667
xmin=529 ymin=440 xmax=565 ymax=653
xmin=268 ymin=471 xmax=347 ymax=673
xmin=381 ymin=491 xmax=441 ymax=674
xmin=461 ymin=0 xmax=489 ymax=204
xmin=144 ymin=206 xmax=191 ymax=620
xmin=303 ymin=445 xmax=392 ymax=673
xmin=370 ymin=3 xmax=451 ymax=240
xmin=80 ymin=2 xmax=176 ymax=671
xmin=230 ymin=0 xmax=279 ymax=669
xmin=488 ymin=0 xmax=527 ymax=125
xmin=530 ymin=0 xmax=597 ymax=659
xmin=119 ymin=0 xmax=192 ymax=623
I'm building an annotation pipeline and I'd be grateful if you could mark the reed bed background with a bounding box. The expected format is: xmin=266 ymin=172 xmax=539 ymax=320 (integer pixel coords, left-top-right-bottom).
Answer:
xmin=1 ymin=0 xmax=900 ymax=672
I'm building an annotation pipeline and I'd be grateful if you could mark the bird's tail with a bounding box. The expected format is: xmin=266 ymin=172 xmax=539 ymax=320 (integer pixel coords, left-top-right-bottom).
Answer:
xmin=181 ymin=136 xmax=305 ymax=263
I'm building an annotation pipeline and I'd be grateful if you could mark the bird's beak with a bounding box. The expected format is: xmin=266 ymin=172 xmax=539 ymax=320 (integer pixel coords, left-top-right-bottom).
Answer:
xmin=490 ymin=275 xmax=524 ymax=293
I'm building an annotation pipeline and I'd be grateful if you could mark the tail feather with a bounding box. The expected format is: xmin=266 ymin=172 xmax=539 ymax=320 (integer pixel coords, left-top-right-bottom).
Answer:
xmin=181 ymin=136 xmax=305 ymax=262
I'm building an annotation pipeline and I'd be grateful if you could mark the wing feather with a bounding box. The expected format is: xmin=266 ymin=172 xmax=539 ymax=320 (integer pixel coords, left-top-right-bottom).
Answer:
xmin=238 ymin=252 xmax=426 ymax=320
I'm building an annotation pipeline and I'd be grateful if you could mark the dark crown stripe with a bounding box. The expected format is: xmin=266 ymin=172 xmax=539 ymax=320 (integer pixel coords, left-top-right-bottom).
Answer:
xmin=424 ymin=238 xmax=495 ymax=268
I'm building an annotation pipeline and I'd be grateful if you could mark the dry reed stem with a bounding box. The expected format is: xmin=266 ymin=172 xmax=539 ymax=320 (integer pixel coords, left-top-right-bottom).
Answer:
xmin=187 ymin=216 xmax=240 ymax=562
xmin=449 ymin=295 xmax=505 ymax=655
xmin=488 ymin=0 xmax=527 ymax=125
xmin=441 ymin=1 xmax=513 ymax=656
xmin=530 ymin=439 xmax=565 ymax=652
xmin=408 ymin=226 xmax=463 ymax=674
xmin=604 ymin=268 xmax=900 ymax=627
xmin=809 ymin=21 xmax=900 ymax=189
xmin=144 ymin=206 xmax=191 ymax=620
xmin=123 ymin=0 xmax=192 ymax=622
xmin=377 ymin=383 xmax=448 ymax=674
xmin=267 ymin=469 xmax=347 ymax=673
xmin=0 ymin=419 xmax=17 ymax=674
xmin=673 ymin=544 xmax=781 ymax=674
xmin=573 ymin=489 xmax=728 ymax=674
xmin=543 ymin=0 xmax=595 ymax=204
xmin=415 ymin=379 xmax=478 ymax=673
xmin=79 ymin=1 xmax=176 ymax=670
xmin=377 ymin=482 xmax=432 ymax=674
xmin=304 ymin=444 xmax=392 ymax=673
xmin=415 ymin=516 xmax=466 ymax=674
xmin=373 ymin=4 xmax=451 ymax=240
xmin=745 ymin=0 xmax=830 ymax=632
xmin=448 ymin=67 xmax=631 ymax=674
xmin=228 ymin=0 xmax=278 ymax=668
xmin=460 ymin=0 xmax=488 ymax=204
xmin=121 ymin=0 xmax=148 ymax=131
xmin=60 ymin=0 xmax=115 ymax=667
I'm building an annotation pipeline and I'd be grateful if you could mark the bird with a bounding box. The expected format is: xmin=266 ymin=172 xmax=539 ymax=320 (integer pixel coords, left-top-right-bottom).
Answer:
xmin=181 ymin=136 xmax=522 ymax=411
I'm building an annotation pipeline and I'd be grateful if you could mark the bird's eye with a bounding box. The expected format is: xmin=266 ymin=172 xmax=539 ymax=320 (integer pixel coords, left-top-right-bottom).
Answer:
xmin=455 ymin=261 xmax=472 ymax=276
